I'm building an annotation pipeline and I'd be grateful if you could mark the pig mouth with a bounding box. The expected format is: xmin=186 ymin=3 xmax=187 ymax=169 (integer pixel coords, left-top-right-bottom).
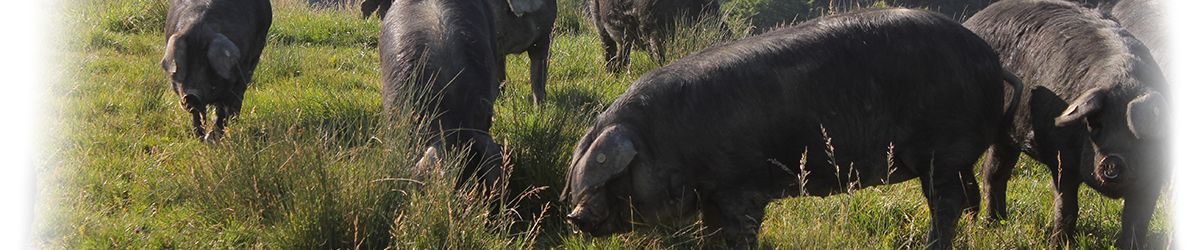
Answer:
xmin=574 ymin=219 xmax=629 ymax=237
xmin=567 ymin=208 xmax=631 ymax=236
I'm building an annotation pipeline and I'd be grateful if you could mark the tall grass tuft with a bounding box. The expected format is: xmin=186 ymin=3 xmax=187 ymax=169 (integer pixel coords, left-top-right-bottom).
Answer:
xmin=270 ymin=0 xmax=381 ymax=46
xmin=723 ymin=0 xmax=813 ymax=34
xmin=655 ymin=13 xmax=753 ymax=64
xmin=97 ymin=0 xmax=170 ymax=34
xmin=388 ymin=145 xmax=547 ymax=249
xmin=554 ymin=0 xmax=593 ymax=36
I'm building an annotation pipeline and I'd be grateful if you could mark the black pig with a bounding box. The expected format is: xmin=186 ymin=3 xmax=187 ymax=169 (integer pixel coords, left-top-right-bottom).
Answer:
xmin=1111 ymin=0 xmax=1169 ymax=75
xmin=964 ymin=0 xmax=1169 ymax=248
xmin=492 ymin=0 xmax=556 ymax=104
xmin=379 ymin=0 xmax=506 ymax=192
xmin=159 ymin=0 xmax=272 ymax=141
xmin=589 ymin=0 xmax=721 ymax=72
xmin=563 ymin=8 xmax=1022 ymax=249
xmin=366 ymin=0 xmax=557 ymax=105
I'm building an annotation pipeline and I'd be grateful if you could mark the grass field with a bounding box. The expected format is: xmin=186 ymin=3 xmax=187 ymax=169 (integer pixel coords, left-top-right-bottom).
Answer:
xmin=34 ymin=0 xmax=1173 ymax=248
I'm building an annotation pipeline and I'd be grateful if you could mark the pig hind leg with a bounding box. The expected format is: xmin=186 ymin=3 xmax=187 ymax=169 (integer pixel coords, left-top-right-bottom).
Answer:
xmin=700 ymin=191 xmax=769 ymax=250
xmin=906 ymin=150 xmax=983 ymax=249
xmin=981 ymin=142 xmax=1019 ymax=222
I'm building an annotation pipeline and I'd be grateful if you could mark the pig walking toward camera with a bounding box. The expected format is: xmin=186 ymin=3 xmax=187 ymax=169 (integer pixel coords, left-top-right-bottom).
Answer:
xmin=160 ymin=0 xmax=272 ymax=141
xmin=562 ymin=8 xmax=1022 ymax=249
xmin=964 ymin=0 xmax=1169 ymax=248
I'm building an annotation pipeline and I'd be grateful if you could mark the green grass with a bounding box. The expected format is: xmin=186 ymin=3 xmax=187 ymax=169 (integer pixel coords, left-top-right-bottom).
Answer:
xmin=35 ymin=0 xmax=1172 ymax=249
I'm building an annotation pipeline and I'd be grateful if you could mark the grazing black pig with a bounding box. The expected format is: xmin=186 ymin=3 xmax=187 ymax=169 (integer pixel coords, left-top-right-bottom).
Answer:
xmin=365 ymin=0 xmax=557 ymax=105
xmin=563 ymin=8 xmax=1022 ymax=249
xmin=964 ymin=0 xmax=1169 ymax=248
xmin=379 ymin=0 xmax=506 ymax=192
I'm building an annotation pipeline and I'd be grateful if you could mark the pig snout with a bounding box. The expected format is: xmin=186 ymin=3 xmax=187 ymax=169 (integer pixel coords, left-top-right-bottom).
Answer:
xmin=567 ymin=205 xmax=598 ymax=233
xmin=1097 ymin=155 xmax=1126 ymax=182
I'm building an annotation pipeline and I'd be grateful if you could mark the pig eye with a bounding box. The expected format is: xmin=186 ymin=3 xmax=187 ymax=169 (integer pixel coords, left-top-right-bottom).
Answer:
xmin=169 ymin=69 xmax=186 ymax=82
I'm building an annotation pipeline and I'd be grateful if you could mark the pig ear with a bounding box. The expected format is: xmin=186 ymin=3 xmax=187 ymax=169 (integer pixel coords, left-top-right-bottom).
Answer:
xmin=207 ymin=33 xmax=241 ymax=80
xmin=160 ymin=34 xmax=182 ymax=73
xmin=1055 ymin=88 xmax=1106 ymax=127
xmin=561 ymin=126 xmax=595 ymax=201
xmin=1127 ymin=91 xmax=1168 ymax=139
xmin=568 ymin=124 xmax=637 ymax=201
xmin=507 ymin=0 xmax=545 ymax=16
